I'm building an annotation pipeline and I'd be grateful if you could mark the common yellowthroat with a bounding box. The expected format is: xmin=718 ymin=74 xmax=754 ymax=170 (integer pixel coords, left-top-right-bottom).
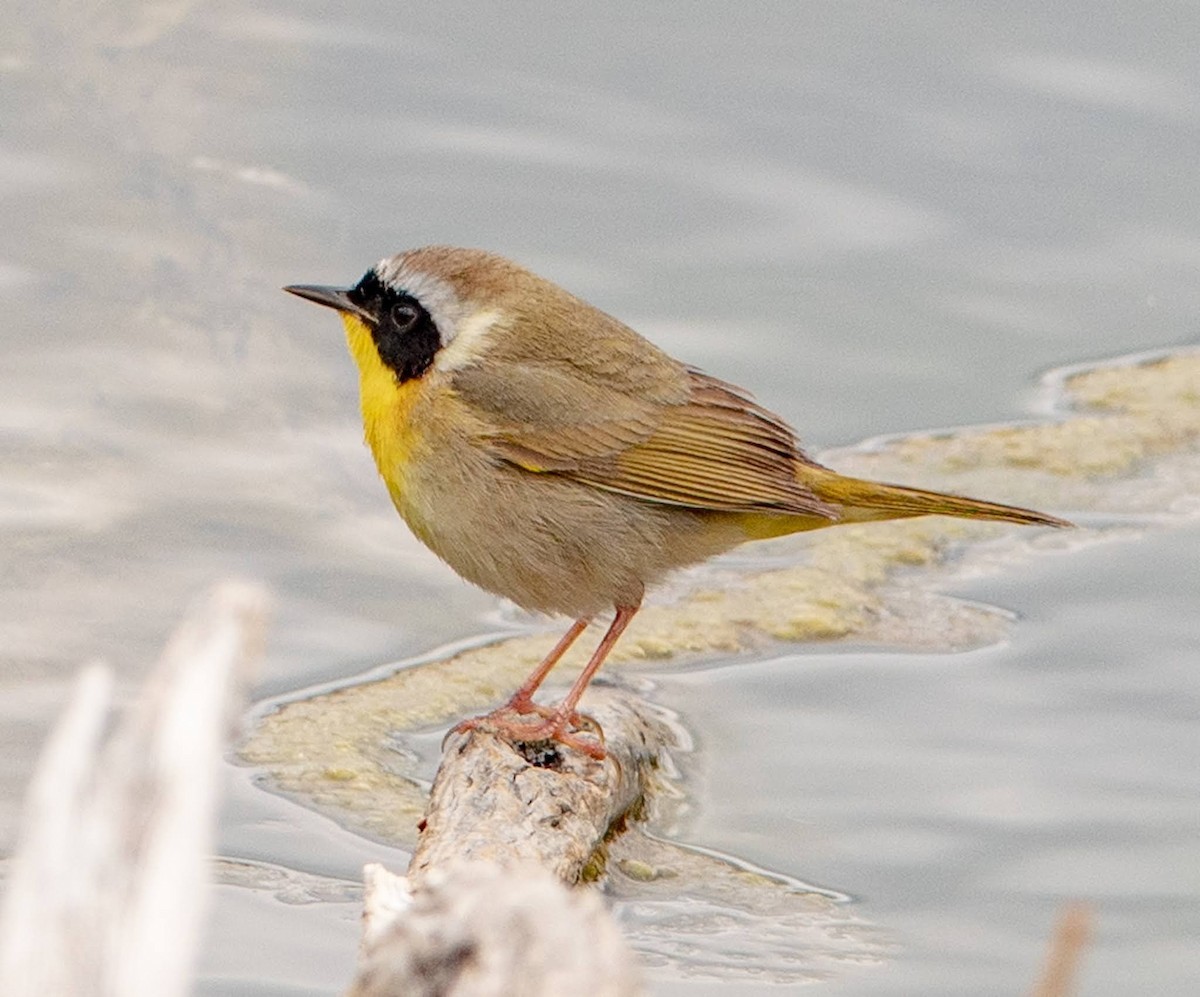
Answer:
xmin=285 ymin=247 xmax=1069 ymax=759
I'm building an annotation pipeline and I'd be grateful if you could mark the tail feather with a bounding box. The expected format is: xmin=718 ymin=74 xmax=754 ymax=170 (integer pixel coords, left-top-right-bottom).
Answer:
xmin=809 ymin=470 xmax=1073 ymax=529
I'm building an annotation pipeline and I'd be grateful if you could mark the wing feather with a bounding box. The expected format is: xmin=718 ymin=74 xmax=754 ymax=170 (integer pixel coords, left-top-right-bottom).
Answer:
xmin=451 ymin=359 xmax=837 ymax=519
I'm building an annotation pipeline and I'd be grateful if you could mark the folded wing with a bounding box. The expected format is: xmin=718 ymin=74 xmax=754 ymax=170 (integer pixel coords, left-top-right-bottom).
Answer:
xmin=451 ymin=359 xmax=838 ymax=519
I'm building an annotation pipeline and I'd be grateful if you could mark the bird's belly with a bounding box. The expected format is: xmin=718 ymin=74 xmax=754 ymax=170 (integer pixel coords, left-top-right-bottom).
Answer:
xmin=392 ymin=445 xmax=748 ymax=618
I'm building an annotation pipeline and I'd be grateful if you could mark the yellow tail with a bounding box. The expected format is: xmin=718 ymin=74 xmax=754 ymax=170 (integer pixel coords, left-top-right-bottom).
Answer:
xmin=807 ymin=467 xmax=1073 ymax=528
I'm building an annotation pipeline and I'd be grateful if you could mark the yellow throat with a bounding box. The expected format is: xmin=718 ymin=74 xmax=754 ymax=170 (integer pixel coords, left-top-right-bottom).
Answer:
xmin=341 ymin=313 xmax=423 ymax=490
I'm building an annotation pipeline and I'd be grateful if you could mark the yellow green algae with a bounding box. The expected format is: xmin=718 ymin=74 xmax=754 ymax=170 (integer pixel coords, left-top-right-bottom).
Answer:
xmin=241 ymin=348 xmax=1199 ymax=841
xmin=838 ymin=349 xmax=1200 ymax=488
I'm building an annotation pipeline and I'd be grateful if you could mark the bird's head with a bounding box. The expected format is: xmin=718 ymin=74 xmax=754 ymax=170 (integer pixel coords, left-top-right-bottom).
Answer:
xmin=285 ymin=246 xmax=532 ymax=384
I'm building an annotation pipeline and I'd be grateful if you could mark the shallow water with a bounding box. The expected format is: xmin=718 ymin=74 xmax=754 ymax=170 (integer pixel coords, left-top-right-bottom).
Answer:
xmin=3 ymin=1 xmax=1199 ymax=993
xmin=659 ymin=522 xmax=1200 ymax=995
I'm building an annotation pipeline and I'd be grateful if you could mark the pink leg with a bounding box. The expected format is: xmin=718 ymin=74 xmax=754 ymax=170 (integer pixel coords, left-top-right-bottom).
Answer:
xmin=459 ymin=604 xmax=640 ymax=760
xmin=449 ymin=617 xmax=590 ymax=739
xmin=548 ymin=605 xmax=637 ymax=726
xmin=502 ymin=616 xmax=591 ymax=714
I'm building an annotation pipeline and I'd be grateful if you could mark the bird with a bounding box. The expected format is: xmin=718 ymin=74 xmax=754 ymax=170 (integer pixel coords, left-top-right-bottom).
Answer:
xmin=285 ymin=246 xmax=1070 ymax=759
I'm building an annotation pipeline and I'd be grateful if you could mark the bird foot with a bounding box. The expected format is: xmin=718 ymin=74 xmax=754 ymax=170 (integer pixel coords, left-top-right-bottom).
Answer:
xmin=449 ymin=703 xmax=606 ymax=760
xmin=501 ymin=693 xmax=596 ymax=729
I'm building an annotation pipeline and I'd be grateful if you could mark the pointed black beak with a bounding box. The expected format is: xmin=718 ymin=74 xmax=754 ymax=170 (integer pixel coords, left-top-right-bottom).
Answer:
xmin=283 ymin=284 xmax=372 ymax=322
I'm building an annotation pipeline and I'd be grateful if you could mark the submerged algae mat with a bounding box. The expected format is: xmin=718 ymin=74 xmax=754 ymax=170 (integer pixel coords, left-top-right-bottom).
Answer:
xmin=240 ymin=347 xmax=1199 ymax=982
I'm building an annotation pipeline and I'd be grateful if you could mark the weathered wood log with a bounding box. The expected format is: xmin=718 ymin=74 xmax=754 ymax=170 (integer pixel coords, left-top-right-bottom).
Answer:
xmin=0 ymin=582 xmax=268 ymax=997
xmin=349 ymin=860 xmax=641 ymax=997
xmin=345 ymin=688 xmax=672 ymax=995
xmin=1029 ymin=904 xmax=1091 ymax=997
xmin=409 ymin=689 xmax=673 ymax=886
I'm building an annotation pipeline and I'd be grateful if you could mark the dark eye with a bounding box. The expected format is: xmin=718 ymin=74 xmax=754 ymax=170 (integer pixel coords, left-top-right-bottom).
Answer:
xmin=389 ymin=300 xmax=421 ymax=332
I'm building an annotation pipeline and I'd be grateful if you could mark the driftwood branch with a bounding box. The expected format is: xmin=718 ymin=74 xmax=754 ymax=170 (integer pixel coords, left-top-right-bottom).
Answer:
xmin=349 ymin=860 xmax=641 ymax=997
xmin=346 ymin=688 xmax=673 ymax=996
xmin=0 ymin=582 xmax=269 ymax=997
xmin=1029 ymin=904 xmax=1091 ymax=997
xmin=409 ymin=690 xmax=669 ymax=885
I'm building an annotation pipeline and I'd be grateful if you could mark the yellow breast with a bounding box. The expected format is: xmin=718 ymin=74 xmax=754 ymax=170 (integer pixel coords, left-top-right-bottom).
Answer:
xmin=341 ymin=314 xmax=425 ymax=493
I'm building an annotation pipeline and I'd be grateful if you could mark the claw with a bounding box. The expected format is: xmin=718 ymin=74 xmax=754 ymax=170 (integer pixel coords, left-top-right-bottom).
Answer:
xmin=503 ymin=694 xmax=588 ymax=729
xmin=449 ymin=706 xmax=606 ymax=760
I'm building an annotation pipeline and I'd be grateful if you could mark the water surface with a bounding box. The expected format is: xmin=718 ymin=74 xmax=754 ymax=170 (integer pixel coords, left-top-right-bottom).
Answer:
xmin=2 ymin=1 xmax=1198 ymax=993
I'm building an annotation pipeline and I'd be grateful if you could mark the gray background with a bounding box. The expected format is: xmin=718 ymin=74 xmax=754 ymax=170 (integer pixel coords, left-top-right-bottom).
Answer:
xmin=2 ymin=2 xmax=1198 ymax=994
